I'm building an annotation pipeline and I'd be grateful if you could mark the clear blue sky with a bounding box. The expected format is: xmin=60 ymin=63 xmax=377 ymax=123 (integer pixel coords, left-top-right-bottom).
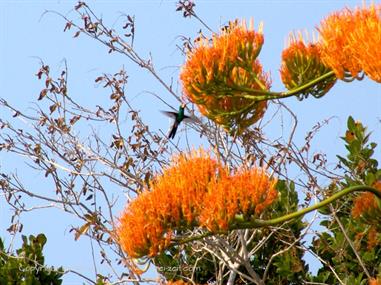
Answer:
xmin=1 ymin=0 xmax=380 ymax=284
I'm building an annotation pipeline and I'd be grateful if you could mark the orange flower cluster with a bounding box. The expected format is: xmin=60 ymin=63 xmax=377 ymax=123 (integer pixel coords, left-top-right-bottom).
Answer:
xmin=180 ymin=19 xmax=271 ymax=134
xmin=350 ymin=5 xmax=381 ymax=82
xmin=352 ymin=181 xmax=381 ymax=224
xmin=366 ymin=226 xmax=379 ymax=251
xmin=351 ymin=192 xmax=378 ymax=218
xmin=118 ymin=149 xmax=220 ymax=258
xmin=318 ymin=4 xmax=381 ymax=82
xmin=117 ymin=150 xmax=278 ymax=258
xmin=200 ymin=167 xmax=278 ymax=231
xmin=165 ymin=281 xmax=193 ymax=285
xmin=280 ymin=33 xmax=336 ymax=99
xmin=370 ymin=278 xmax=381 ymax=285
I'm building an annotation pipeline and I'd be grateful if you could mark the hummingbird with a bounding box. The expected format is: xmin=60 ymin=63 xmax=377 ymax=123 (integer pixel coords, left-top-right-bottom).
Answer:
xmin=161 ymin=103 xmax=191 ymax=139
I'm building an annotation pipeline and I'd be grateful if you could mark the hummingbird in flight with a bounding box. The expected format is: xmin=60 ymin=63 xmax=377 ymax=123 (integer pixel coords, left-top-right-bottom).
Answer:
xmin=161 ymin=103 xmax=191 ymax=139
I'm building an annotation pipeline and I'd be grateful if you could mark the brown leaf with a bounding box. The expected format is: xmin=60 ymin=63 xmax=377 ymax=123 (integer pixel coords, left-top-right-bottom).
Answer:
xmin=45 ymin=77 xmax=51 ymax=88
xmin=38 ymin=89 xmax=48 ymax=100
xmin=49 ymin=104 xmax=58 ymax=114
xmin=69 ymin=115 xmax=81 ymax=125
xmin=75 ymin=2 xmax=86 ymax=10
xmin=38 ymin=116 xmax=48 ymax=126
xmin=95 ymin=76 xmax=104 ymax=83
xmin=74 ymin=223 xmax=90 ymax=241
xmin=64 ymin=21 xmax=72 ymax=32
xmin=33 ymin=144 xmax=41 ymax=156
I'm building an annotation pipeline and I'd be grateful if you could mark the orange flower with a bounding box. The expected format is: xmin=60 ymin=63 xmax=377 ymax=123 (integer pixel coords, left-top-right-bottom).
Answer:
xmin=352 ymin=181 xmax=381 ymax=223
xmin=118 ymin=149 xmax=221 ymax=258
xmin=318 ymin=7 xmax=363 ymax=79
xmin=200 ymin=167 xmax=278 ymax=231
xmin=117 ymin=149 xmax=278 ymax=258
xmin=370 ymin=278 xmax=381 ymax=285
xmin=280 ymin=33 xmax=336 ymax=99
xmin=180 ymin=19 xmax=271 ymax=134
xmin=165 ymin=281 xmax=193 ymax=285
xmin=349 ymin=4 xmax=381 ymax=82
xmin=318 ymin=4 xmax=381 ymax=81
xmin=352 ymin=192 xmax=379 ymax=218
xmin=366 ymin=226 xmax=379 ymax=251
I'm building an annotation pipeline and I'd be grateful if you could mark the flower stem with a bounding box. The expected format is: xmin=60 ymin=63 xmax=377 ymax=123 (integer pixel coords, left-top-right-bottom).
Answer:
xmin=174 ymin=185 xmax=380 ymax=245
xmin=228 ymin=70 xmax=336 ymax=101
xmin=232 ymin=185 xmax=380 ymax=229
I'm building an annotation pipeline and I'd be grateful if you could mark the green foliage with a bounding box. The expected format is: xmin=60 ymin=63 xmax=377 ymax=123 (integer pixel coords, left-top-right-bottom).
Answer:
xmin=253 ymin=180 xmax=308 ymax=285
xmin=337 ymin=116 xmax=378 ymax=181
xmin=309 ymin=116 xmax=381 ymax=283
xmin=0 ymin=234 xmax=64 ymax=285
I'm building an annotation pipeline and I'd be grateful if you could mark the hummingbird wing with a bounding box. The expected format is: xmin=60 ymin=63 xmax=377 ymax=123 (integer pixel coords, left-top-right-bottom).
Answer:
xmin=161 ymin=111 xmax=196 ymax=139
xmin=161 ymin=111 xmax=195 ymax=123
xmin=161 ymin=111 xmax=179 ymax=139
xmin=182 ymin=114 xmax=194 ymax=123
xmin=160 ymin=111 xmax=178 ymax=119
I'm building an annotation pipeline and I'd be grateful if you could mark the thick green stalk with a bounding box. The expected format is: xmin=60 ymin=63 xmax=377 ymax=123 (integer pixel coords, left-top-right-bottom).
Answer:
xmin=232 ymin=185 xmax=381 ymax=229
xmin=223 ymin=70 xmax=336 ymax=101
xmin=175 ymin=185 xmax=380 ymax=245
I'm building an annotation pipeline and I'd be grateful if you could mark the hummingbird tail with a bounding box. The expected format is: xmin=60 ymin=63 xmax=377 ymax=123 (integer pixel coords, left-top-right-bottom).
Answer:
xmin=168 ymin=122 xmax=179 ymax=139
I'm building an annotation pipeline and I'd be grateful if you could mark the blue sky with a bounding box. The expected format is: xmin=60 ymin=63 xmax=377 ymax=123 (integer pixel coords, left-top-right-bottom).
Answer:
xmin=1 ymin=0 xmax=380 ymax=284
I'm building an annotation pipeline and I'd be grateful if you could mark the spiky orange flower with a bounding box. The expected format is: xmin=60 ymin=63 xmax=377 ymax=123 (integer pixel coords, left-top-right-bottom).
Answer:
xmin=117 ymin=149 xmax=278 ymax=258
xmin=352 ymin=181 xmax=381 ymax=224
xmin=352 ymin=192 xmax=379 ymax=218
xmin=200 ymin=167 xmax=278 ymax=231
xmin=180 ymin=19 xmax=271 ymax=134
xmin=280 ymin=33 xmax=336 ymax=99
xmin=118 ymin=149 xmax=220 ymax=257
xmin=318 ymin=4 xmax=381 ymax=81
xmin=349 ymin=4 xmax=381 ymax=82
xmin=318 ymin=7 xmax=363 ymax=79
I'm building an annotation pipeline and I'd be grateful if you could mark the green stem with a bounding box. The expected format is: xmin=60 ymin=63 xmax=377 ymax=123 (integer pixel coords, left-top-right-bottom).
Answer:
xmin=233 ymin=185 xmax=380 ymax=229
xmin=281 ymin=70 xmax=336 ymax=97
xmin=222 ymin=70 xmax=336 ymax=101
xmin=174 ymin=185 xmax=380 ymax=245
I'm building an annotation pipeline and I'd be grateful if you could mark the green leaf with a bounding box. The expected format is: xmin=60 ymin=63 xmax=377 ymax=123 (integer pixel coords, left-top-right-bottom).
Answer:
xmin=365 ymin=173 xmax=375 ymax=185
xmin=36 ymin=234 xmax=47 ymax=247
xmin=347 ymin=116 xmax=355 ymax=131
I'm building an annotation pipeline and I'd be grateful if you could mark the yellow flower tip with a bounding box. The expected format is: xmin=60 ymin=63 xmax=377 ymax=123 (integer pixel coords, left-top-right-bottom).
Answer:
xmin=258 ymin=21 xmax=264 ymax=34
xmin=297 ymin=31 xmax=304 ymax=42
xmin=240 ymin=18 xmax=247 ymax=30
xmin=249 ymin=17 xmax=254 ymax=31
